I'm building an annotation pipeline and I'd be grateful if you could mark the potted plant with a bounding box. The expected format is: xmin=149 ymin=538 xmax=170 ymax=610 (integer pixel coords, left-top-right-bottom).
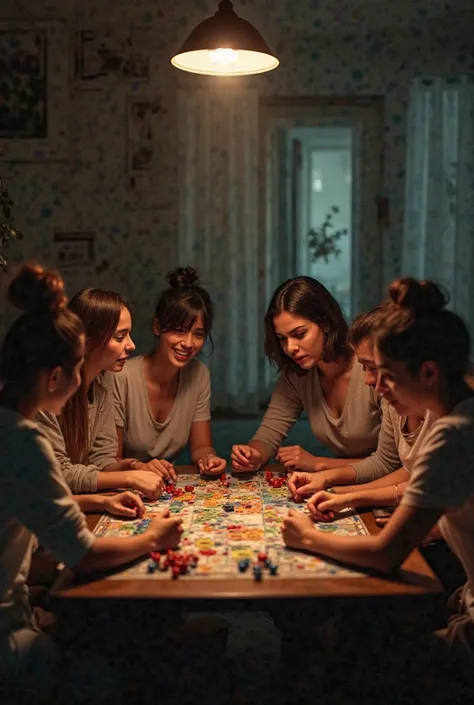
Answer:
xmin=307 ymin=206 xmax=347 ymax=263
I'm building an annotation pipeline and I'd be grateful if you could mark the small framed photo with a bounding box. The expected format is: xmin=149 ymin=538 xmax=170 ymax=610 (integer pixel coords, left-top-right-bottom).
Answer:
xmin=54 ymin=232 xmax=95 ymax=267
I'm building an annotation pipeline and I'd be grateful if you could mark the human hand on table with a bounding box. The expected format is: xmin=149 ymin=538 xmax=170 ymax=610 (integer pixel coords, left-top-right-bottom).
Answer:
xmin=281 ymin=509 xmax=317 ymax=551
xmin=231 ymin=445 xmax=262 ymax=472
xmin=129 ymin=470 xmax=164 ymax=500
xmin=135 ymin=458 xmax=177 ymax=482
xmin=287 ymin=470 xmax=333 ymax=499
xmin=103 ymin=491 xmax=145 ymax=518
xmin=147 ymin=509 xmax=184 ymax=550
xmin=306 ymin=491 xmax=349 ymax=522
xmin=276 ymin=446 xmax=326 ymax=472
xmin=198 ymin=453 xmax=226 ymax=475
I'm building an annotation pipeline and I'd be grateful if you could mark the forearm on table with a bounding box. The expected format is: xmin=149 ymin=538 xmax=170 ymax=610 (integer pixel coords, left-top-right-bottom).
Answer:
xmin=345 ymin=485 xmax=403 ymax=509
xmin=75 ymin=534 xmax=154 ymax=573
xmin=320 ymin=457 xmax=363 ymax=470
xmin=305 ymin=532 xmax=391 ymax=573
xmin=76 ymin=494 xmax=107 ymax=513
xmin=334 ymin=467 xmax=410 ymax=494
xmin=96 ymin=471 xmax=132 ymax=491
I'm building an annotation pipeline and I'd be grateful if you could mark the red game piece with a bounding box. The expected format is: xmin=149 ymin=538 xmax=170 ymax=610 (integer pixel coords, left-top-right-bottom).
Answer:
xmin=257 ymin=552 xmax=268 ymax=563
xmin=199 ymin=548 xmax=216 ymax=556
xmin=171 ymin=566 xmax=180 ymax=579
xmin=220 ymin=474 xmax=227 ymax=482
xmin=190 ymin=554 xmax=199 ymax=563
xmin=184 ymin=485 xmax=195 ymax=492
xmin=150 ymin=551 xmax=162 ymax=562
xmin=264 ymin=471 xmax=273 ymax=480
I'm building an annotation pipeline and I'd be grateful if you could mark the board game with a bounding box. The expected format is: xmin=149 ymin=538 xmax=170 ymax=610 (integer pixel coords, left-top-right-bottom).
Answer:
xmin=94 ymin=473 xmax=369 ymax=580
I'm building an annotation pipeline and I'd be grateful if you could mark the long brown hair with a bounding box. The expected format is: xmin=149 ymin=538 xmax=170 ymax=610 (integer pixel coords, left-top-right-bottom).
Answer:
xmin=264 ymin=276 xmax=350 ymax=375
xmin=59 ymin=288 xmax=127 ymax=463
xmin=0 ymin=262 xmax=83 ymax=406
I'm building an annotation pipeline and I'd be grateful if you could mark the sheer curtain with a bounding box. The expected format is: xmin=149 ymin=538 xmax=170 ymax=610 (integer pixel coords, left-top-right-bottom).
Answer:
xmin=403 ymin=76 xmax=474 ymax=333
xmin=177 ymin=87 xmax=264 ymax=413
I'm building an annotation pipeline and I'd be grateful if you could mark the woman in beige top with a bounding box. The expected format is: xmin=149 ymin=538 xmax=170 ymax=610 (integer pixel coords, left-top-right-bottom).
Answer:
xmin=0 ymin=263 xmax=182 ymax=702
xmin=112 ymin=267 xmax=226 ymax=475
xmin=231 ymin=276 xmax=381 ymax=472
xmin=37 ymin=289 xmax=164 ymax=498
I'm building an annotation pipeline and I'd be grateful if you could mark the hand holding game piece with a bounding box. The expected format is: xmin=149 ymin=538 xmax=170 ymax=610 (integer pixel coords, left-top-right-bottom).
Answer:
xmin=103 ymin=491 xmax=145 ymax=518
xmin=129 ymin=470 xmax=165 ymax=500
xmin=230 ymin=444 xmax=262 ymax=472
xmin=136 ymin=458 xmax=177 ymax=482
xmin=281 ymin=509 xmax=317 ymax=551
xmin=147 ymin=509 xmax=184 ymax=551
xmin=198 ymin=453 xmax=227 ymax=475
xmin=306 ymin=491 xmax=339 ymax=522
xmin=287 ymin=470 xmax=333 ymax=499
xmin=275 ymin=445 xmax=321 ymax=472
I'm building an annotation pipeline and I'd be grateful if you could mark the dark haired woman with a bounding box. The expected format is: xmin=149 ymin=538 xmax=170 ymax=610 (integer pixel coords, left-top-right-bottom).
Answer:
xmin=112 ymin=266 xmax=226 ymax=475
xmin=0 ymin=263 xmax=183 ymax=702
xmin=37 ymin=289 xmax=164 ymax=498
xmin=231 ymin=276 xmax=381 ymax=472
xmin=282 ymin=277 xmax=474 ymax=701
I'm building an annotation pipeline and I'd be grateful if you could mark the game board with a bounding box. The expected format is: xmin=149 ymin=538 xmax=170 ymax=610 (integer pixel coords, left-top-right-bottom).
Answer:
xmin=94 ymin=474 xmax=369 ymax=580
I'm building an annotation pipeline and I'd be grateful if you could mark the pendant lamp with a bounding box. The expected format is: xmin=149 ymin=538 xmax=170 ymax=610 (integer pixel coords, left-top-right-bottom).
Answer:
xmin=171 ymin=0 xmax=279 ymax=76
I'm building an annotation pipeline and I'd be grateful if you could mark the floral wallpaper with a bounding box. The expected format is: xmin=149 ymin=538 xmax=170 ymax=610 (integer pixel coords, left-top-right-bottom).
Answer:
xmin=0 ymin=0 xmax=472 ymax=352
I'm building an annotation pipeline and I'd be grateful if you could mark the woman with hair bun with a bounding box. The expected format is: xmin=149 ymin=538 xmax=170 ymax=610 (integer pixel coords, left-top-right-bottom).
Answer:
xmin=232 ymin=276 xmax=382 ymax=473
xmin=0 ymin=263 xmax=183 ymax=703
xmin=112 ymin=266 xmax=226 ymax=475
xmin=37 ymin=287 xmax=164 ymax=499
xmin=282 ymin=277 xmax=474 ymax=699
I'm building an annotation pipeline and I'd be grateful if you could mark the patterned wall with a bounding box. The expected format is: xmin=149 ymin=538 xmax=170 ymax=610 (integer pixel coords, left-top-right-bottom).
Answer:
xmin=0 ymin=0 xmax=472 ymax=351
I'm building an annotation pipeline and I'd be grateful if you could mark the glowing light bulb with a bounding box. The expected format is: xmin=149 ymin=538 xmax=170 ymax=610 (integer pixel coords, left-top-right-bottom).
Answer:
xmin=208 ymin=48 xmax=239 ymax=66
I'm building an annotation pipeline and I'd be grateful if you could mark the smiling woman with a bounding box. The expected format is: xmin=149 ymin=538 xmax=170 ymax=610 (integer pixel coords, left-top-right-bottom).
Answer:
xmin=231 ymin=276 xmax=382 ymax=473
xmin=37 ymin=288 xmax=165 ymax=499
xmin=111 ymin=266 xmax=226 ymax=476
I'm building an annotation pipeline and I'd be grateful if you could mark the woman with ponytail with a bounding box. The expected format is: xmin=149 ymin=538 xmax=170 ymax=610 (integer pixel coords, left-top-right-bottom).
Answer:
xmin=37 ymin=288 xmax=164 ymax=499
xmin=112 ymin=266 xmax=226 ymax=475
xmin=281 ymin=277 xmax=474 ymax=698
xmin=0 ymin=263 xmax=183 ymax=703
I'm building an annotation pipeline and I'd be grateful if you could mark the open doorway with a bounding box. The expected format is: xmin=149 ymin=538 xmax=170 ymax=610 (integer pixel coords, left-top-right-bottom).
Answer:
xmin=260 ymin=97 xmax=385 ymax=321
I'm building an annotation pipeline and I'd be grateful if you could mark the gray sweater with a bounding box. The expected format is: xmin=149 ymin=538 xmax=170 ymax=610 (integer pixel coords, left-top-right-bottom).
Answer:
xmin=36 ymin=379 xmax=118 ymax=493
xmin=252 ymin=361 xmax=381 ymax=459
xmin=352 ymin=402 xmax=438 ymax=483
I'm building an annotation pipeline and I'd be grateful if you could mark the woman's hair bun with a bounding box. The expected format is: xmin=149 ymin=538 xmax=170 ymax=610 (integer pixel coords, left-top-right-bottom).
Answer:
xmin=166 ymin=266 xmax=200 ymax=290
xmin=388 ymin=277 xmax=448 ymax=314
xmin=8 ymin=262 xmax=67 ymax=314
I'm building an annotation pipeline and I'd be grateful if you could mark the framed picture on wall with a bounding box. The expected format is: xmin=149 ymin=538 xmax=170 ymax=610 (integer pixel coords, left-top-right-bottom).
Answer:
xmin=126 ymin=95 xmax=168 ymax=193
xmin=75 ymin=28 xmax=150 ymax=87
xmin=54 ymin=232 xmax=95 ymax=267
xmin=0 ymin=19 xmax=68 ymax=162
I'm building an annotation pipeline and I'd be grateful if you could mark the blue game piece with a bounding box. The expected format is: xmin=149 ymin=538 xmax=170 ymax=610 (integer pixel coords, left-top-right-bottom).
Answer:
xmin=223 ymin=503 xmax=234 ymax=512
xmin=268 ymin=563 xmax=279 ymax=576
xmin=147 ymin=560 xmax=157 ymax=573
xmin=253 ymin=565 xmax=263 ymax=581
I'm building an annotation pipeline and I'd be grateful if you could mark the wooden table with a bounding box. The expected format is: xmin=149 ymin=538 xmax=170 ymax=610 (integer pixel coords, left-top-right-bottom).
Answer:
xmin=52 ymin=465 xmax=443 ymax=607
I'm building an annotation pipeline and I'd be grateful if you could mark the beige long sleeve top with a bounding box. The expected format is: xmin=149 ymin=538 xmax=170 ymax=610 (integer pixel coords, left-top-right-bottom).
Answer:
xmin=0 ymin=408 xmax=94 ymax=633
xmin=352 ymin=402 xmax=438 ymax=483
xmin=252 ymin=361 xmax=381 ymax=459
xmin=36 ymin=377 xmax=118 ymax=493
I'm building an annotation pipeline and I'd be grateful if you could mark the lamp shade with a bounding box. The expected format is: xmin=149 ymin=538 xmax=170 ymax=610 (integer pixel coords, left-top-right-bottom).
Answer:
xmin=171 ymin=0 xmax=279 ymax=76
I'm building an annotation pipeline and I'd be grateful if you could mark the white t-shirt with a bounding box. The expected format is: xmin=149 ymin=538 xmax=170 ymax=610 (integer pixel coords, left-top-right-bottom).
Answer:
xmin=402 ymin=397 xmax=474 ymax=619
xmin=110 ymin=356 xmax=211 ymax=462
xmin=0 ymin=408 xmax=94 ymax=633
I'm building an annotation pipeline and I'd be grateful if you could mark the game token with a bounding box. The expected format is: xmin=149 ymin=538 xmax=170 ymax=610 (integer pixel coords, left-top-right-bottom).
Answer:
xmin=223 ymin=503 xmax=234 ymax=512
xmin=268 ymin=564 xmax=279 ymax=576
xmin=171 ymin=566 xmax=181 ymax=579
xmin=257 ymin=551 xmax=268 ymax=563
xmin=147 ymin=560 xmax=157 ymax=573
xmin=184 ymin=485 xmax=195 ymax=492
xmin=253 ymin=565 xmax=263 ymax=581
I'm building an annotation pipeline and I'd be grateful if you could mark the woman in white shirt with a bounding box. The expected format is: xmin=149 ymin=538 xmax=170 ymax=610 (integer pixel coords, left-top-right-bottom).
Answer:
xmin=0 ymin=263 xmax=182 ymax=703
xmin=282 ymin=277 xmax=474 ymax=701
